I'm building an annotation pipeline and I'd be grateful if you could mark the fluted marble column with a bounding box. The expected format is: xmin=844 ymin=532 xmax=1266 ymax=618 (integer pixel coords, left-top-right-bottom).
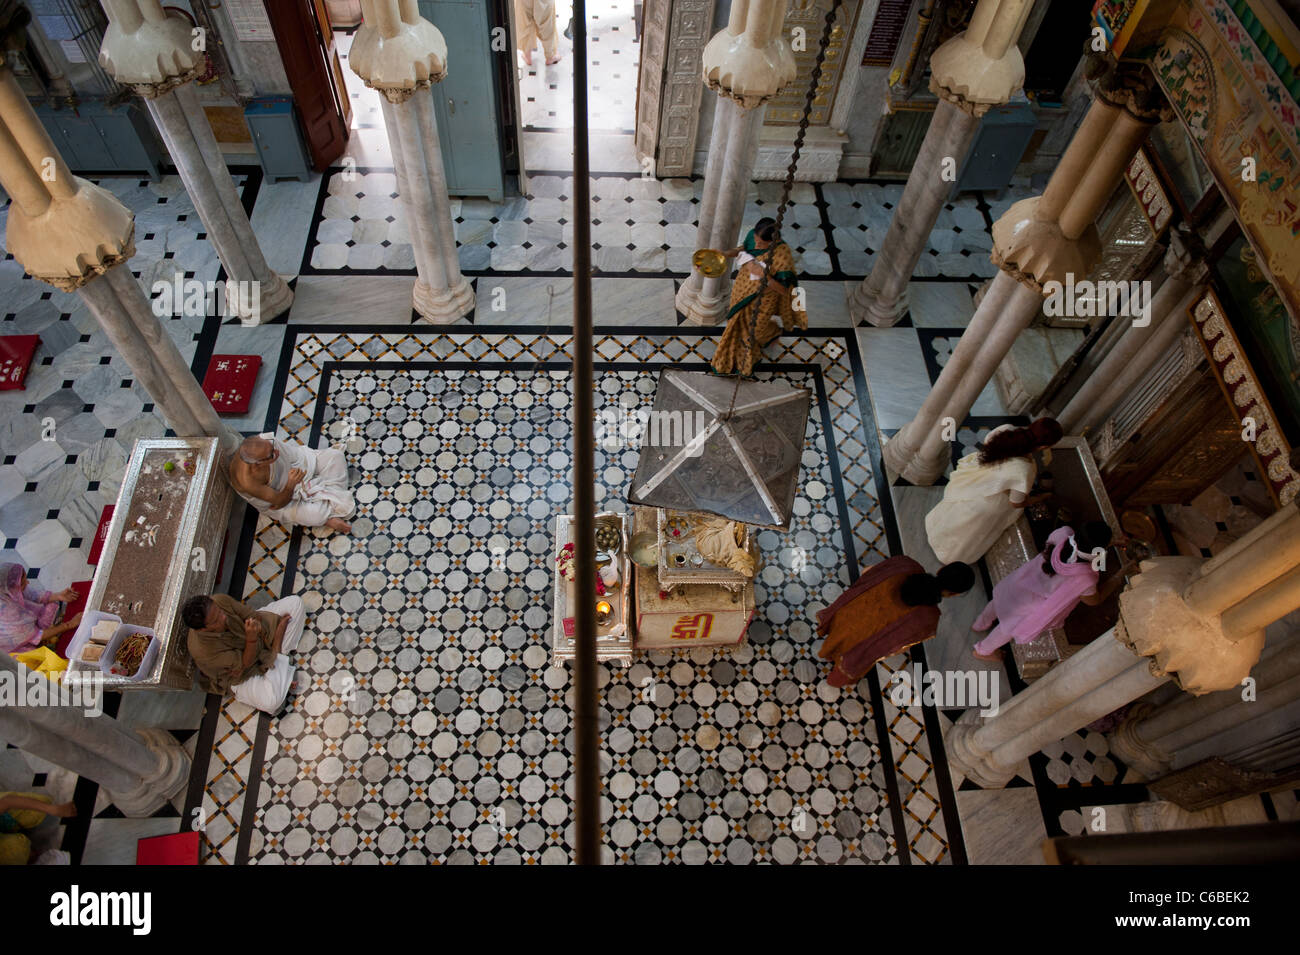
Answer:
xmin=947 ymin=627 xmax=1167 ymax=788
xmin=97 ymin=0 xmax=293 ymax=324
xmin=350 ymin=0 xmax=473 ymax=322
xmin=850 ymin=0 xmax=1033 ymax=327
xmin=884 ymin=62 xmax=1168 ymax=484
xmin=0 ymin=50 xmax=233 ymax=446
xmin=1109 ymin=633 xmax=1300 ymax=778
xmin=675 ymin=0 xmax=795 ymax=325
xmin=0 ymin=655 xmax=190 ymax=817
xmin=1058 ymin=228 xmax=1208 ymax=433
xmin=949 ymin=501 xmax=1300 ymax=788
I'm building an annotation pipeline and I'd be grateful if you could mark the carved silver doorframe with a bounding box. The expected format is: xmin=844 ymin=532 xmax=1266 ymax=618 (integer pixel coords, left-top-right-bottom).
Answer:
xmin=637 ymin=0 xmax=880 ymax=179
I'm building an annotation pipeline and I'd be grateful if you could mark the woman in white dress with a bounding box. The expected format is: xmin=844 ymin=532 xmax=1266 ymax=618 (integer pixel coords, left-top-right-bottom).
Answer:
xmin=924 ymin=418 xmax=1063 ymax=565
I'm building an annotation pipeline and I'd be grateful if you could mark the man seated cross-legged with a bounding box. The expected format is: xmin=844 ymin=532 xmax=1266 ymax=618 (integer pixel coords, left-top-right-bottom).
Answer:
xmin=228 ymin=434 xmax=355 ymax=534
xmin=182 ymin=592 xmax=307 ymax=714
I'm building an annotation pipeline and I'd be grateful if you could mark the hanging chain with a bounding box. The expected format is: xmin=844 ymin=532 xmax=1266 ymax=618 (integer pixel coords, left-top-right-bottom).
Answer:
xmin=725 ymin=0 xmax=845 ymax=421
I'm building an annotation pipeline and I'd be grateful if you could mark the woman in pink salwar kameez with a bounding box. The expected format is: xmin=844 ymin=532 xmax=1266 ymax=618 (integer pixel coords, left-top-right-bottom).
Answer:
xmin=971 ymin=522 xmax=1119 ymax=659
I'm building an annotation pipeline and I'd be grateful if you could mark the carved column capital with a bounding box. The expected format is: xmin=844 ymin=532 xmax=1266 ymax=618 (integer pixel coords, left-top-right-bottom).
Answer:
xmin=701 ymin=0 xmax=796 ymax=107
xmin=1092 ymin=59 xmax=1174 ymax=123
xmin=1163 ymin=226 xmax=1210 ymax=286
xmin=1116 ymin=557 xmax=1266 ymax=695
xmin=97 ymin=2 xmax=205 ymax=88
xmin=927 ymin=0 xmax=1034 ymax=117
xmin=349 ymin=0 xmax=448 ymax=95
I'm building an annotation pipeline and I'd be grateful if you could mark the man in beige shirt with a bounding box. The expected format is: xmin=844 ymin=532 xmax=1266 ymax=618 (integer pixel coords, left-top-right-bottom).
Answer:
xmin=182 ymin=592 xmax=306 ymax=713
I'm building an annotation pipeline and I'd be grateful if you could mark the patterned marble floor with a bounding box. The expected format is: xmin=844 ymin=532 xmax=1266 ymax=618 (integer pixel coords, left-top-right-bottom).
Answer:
xmin=0 ymin=172 xmax=243 ymax=589
xmin=202 ymin=325 xmax=953 ymax=865
xmin=249 ymin=357 xmax=895 ymax=863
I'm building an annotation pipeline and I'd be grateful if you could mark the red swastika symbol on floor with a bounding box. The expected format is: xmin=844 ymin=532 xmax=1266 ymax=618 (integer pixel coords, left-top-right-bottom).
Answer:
xmin=670 ymin=613 xmax=714 ymax=641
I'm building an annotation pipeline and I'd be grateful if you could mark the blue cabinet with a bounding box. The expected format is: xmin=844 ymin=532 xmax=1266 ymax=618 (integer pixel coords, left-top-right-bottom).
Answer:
xmin=34 ymin=101 xmax=163 ymax=179
xmin=244 ymin=97 xmax=313 ymax=183
xmin=954 ymin=95 xmax=1038 ymax=195
xmin=418 ymin=0 xmax=506 ymax=200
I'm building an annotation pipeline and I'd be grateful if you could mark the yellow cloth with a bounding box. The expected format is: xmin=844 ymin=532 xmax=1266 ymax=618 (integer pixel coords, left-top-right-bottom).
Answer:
xmin=0 ymin=792 xmax=51 ymax=866
xmin=10 ymin=646 xmax=68 ymax=679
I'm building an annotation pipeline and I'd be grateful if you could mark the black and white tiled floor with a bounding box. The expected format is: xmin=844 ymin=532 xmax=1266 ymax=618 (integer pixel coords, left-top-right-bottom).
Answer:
xmin=302 ymin=172 xmax=1002 ymax=280
xmin=0 ymin=155 xmax=1179 ymax=863
xmin=247 ymin=357 xmax=899 ymax=864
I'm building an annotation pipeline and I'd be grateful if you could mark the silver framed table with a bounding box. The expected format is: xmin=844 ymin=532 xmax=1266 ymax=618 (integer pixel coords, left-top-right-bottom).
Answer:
xmin=68 ymin=437 xmax=234 ymax=690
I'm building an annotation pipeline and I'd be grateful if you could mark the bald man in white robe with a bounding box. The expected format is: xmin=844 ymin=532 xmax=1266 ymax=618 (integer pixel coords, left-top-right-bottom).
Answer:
xmin=228 ymin=434 xmax=355 ymax=533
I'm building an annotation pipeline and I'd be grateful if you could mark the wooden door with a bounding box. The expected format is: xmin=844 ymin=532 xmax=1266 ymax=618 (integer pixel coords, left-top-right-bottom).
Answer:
xmin=265 ymin=0 xmax=349 ymax=171
xmin=635 ymin=0 xmax=668 ymax=171
xmin=488 ymin=0 xmax=526 ymax=195
xmin=1102 ymin=367 xmax=1245 ymax=507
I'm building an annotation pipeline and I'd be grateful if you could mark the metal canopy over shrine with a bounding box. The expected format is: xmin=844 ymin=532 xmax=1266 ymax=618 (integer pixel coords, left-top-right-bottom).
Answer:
xmin=628 ymin=369 xmax=812 ymax=530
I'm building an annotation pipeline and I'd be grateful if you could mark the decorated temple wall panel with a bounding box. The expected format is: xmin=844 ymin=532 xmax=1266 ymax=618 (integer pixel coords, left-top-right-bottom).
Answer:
xmin=1190 ymin=288 xmax=1300 ymax=506
xmin=1145 ymin=0 xmax=1300 ymax=326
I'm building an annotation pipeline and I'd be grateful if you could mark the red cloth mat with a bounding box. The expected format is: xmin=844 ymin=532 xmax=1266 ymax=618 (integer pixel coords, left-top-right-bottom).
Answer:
xmin=136 ymin=831 xmax=201 ymax=865
xmin=0 ymin=334 xmax=40 ymax=391
xmin=53 ymin=580 xmax=94 ymax=657
xmin=201 ymin=354 xmax=261 ymax=414
xmin=87 ymin=504 xmax=115 ymax=566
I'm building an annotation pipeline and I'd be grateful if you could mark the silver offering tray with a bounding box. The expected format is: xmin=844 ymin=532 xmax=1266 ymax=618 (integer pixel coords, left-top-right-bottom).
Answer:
xmin=656 ymin=508 xmax=756 ymax=595
xmin=552 ymin=511 xmax=633 ymax=666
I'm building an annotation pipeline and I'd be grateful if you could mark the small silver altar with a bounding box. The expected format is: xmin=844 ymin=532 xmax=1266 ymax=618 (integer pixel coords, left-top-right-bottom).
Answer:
xmin=69 ymin=437 xmax=233 ymax=690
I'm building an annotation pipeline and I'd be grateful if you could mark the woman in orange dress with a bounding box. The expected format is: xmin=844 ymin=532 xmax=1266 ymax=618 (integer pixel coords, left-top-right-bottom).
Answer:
xmin=710 ymin=218 xmax=807 ymax=377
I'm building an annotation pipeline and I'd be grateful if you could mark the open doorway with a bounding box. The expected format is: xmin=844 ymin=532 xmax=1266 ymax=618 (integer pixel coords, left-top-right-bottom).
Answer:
xmin=513 ymin=0 xmax=642 ymax=172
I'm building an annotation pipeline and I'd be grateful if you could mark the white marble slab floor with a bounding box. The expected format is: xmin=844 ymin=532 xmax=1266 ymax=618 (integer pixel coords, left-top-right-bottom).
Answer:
xmin=249 ymin=176 xmax=323 ymax=278
xmin=955 ymin=788 xmax=1048 ymax=864
xmin=907 ymin=281 xmax=977 ymax=328
xmin=473 ymin=275 xmax=680 ymax=326
xmin=853 ymin=326 xmax=934 ymax=432
xmin=799 ymin=280 xmax=857 ymax=328
xmin=288 ymin=275 xmax=421 ymax=325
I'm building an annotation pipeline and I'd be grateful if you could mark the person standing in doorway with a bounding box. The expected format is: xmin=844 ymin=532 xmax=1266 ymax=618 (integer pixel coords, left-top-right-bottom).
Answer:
xmin=517 ymin=0 xmax=562 ymax=66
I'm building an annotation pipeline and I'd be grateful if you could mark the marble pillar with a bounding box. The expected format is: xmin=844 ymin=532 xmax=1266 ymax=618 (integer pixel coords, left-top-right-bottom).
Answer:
xmin=350 ymin=0 xmax=474 ymax=322
xmin=97 ymin=0 xmax=293 ymax=324
xmin=849 ymin=0 xmax=1033 ymax=327
xmin=677 ymin=99 xmax=767 ymax=323
xmin=0 ymin=655 xmax=190 ymax=817
xmin=1059 ymin=230 xmax=1208 ymax=433
xmin=674 ymin=0 xmax=795 ymax=325
xmin=948 ymin=628 xmax=1167 ymax=788
xmin=884 ymin=65 xmax=1168 ymax=485
xmin=0 ymin=53 xmax=233 ymax=446
xmin=1109 ymin=634 xmax=1300 ymax=778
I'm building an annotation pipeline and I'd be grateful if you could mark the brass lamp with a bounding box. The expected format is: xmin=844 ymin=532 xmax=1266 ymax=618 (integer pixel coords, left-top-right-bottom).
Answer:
xmin=692 ymin=248 xmax=727 ymax=277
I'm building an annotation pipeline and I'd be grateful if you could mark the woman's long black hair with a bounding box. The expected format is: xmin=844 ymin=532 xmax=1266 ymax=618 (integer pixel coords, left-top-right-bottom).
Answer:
xmin=977 ymin=418 xmax=1064 ymax=465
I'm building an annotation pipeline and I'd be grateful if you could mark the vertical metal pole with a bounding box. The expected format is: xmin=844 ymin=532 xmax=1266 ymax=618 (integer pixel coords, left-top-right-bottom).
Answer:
xmin=569 ymin=0 xmax=600 ymax=866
